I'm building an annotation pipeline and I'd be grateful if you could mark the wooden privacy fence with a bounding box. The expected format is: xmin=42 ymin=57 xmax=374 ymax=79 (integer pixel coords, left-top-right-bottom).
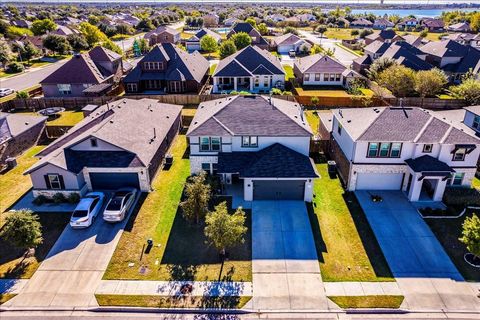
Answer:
xmin=384 ymin=97 xmax=466 ymax=110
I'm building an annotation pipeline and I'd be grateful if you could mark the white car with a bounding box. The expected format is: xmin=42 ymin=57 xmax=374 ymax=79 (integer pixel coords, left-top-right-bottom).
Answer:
xmin=69 ymin=192 xmax=105 ymax=228
xmin=103 ymin=188 xmax=137 ymax=223
xmin=0 ymin=88 xmax=14 ymax=97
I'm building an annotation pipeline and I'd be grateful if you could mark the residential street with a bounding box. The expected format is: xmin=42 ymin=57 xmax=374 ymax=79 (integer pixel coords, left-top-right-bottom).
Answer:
xmin=298 ymin=30 xmax=358 ymax=67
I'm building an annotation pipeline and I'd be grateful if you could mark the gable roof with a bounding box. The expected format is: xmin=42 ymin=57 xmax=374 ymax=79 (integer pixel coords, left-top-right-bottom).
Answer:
xmin=187 ymin=95 xmax=312 ymax=137
xmin=123 ymin=43 xmax=209 ymax=83
xmin=443 ymin=46 xmax=480 ymax=74
xmin=88 ymin=46 xmax=122 ymax=62
xmin=26 ymin=99 xmax=182 ymax=174
xmin=382 ymin=42 xmax=433 ymax=71
xmin=420 ymin=40 xmax=468 ymax=58
xmin=213 ymin=45 xmax=284 ymax=77
xmin=294 ymin=53 xmax=347 ymax=74
xmin=364 ymin=40 xmax=391 ymax=55
xmin=272 ymin=33 xmax=303 ymax=46
xmin=144 ymin=25 xmax=180 ymax=39
xmin=0 ymin=112 xmax=47 ymax=141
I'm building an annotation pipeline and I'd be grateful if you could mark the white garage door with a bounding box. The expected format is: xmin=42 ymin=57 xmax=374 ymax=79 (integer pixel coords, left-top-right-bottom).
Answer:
xmin=356 ymin=173 xmax=404 ymax=190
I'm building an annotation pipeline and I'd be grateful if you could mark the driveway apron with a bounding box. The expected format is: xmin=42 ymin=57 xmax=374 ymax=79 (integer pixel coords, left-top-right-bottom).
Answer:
xmin=251 ymin=201 xmax=328 ymax=310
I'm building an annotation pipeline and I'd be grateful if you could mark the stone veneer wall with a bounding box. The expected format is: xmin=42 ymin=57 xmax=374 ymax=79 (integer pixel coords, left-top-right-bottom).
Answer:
xmin=190 ymin=155 xmax=218 ymax=174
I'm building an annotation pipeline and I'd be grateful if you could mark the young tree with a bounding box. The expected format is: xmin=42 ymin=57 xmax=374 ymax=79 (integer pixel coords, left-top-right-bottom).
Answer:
xmin=310 ymin=44 xmax=323 ymax=55
xmin=31 ymin=19 xmax=57 ymax=36
xmin=204 ymin=201 xmax=247 ymax=257
xmin=283 ymin=26 xmax=299 ymax=35
xmin=231 ymin=32 xmax=252 ymax=50
xmin=219 ymin=40 xmax=237 ymax=59
xmin=377 ymin=65 xmax=416 ymax=97
xmin=102 ymin=39 xmax=122 ymax=55
xmin=67 ymin=33 xmax=89 ymax=52
xmin=200 ymin=35 xmax=218 ymax=57
xmin=16 ymin=90 xmax=29 ymax=99
xmin=459 ymin=213 xmax=480 ymax=260
xmin=316 ymin=24 xmax=328 ymax=38
xmin=414 ymin=68 xmax=448 ymax=99
xmin=0 ymin=210 xmax=43 ymax=253
xmin=449 ymin=74 xmax=480 ymax=105
xmin=43 ymin=34 xmax=72 ymax=55
xmin=257 ymin=23 xmax=268 ymax=36
xmin=366 ymin=56 xmax=396 ymax=80
xmin=245 ymin=17 xmax=257 ymax=28
xmin=180 ymin=171 xmax=211 ymax=224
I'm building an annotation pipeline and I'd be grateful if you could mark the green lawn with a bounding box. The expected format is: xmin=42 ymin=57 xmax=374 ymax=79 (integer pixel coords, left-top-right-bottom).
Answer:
xmin=0 ymin=145 xmax=44 ymax=213
xmin=284 ymin=65 xmax=294 ymax=80
xmin=296 ymin=87 xmax=352 ymax=98
xmin=104 ymin=134 xmax=252 ymax=282
xmin=0 ymin=212 xmax=70 ymax=279
xmin=309 ymin=162 xmax=394 ymax=282
xmin=305 ymin=110 xmax=320 ymax=135
xmin=96 ymin=294 xmax=251 ymax=309
xmin=324 ymin=28 xmax=355 ymax=40
xmin=47 ymin=111 xmax=84 ymax=126
xmin=426 ymin=210 xmax=480 ymax=281
xmin=473 ymin=176 xmax=480 ymax=189
xmin=328 ymin=295 xmax=404 ymax=309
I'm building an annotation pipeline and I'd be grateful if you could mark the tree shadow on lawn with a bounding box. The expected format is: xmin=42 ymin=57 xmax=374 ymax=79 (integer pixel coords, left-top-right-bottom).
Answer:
xmin=0 ymin=212 xmax=70 ymax=279
xmin=161 ymin=204 xmax=252 ymax=282
xmin=345 ymin=192 xmax=394 ymax=280
xmin=122 ymin=192 xmax=148 ymax=233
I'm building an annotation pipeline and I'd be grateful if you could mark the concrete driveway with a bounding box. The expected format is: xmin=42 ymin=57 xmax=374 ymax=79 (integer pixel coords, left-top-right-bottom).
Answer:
xmin=251 ymin=201 xmax=328 ymax=310
xmin=5 ymin=192 xmax=141 ymax=308
xmin=356 ymin=191 xmax=480 ymax=311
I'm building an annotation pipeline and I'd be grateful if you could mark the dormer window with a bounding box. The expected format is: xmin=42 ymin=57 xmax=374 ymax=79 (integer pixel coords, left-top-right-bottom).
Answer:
xmin=90 ymin=138 xmax=98 ymax=147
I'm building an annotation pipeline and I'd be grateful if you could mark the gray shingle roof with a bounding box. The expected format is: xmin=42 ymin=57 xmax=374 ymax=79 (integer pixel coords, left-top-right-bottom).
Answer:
xmin=187 ymin=95 xmax=312 ymax=137
xmin=0 ymin=112 xmax=47 ymax=138
xmin=218 ymin=143 xmax=318 ymax=178
xmin=420 ymin=40 xmax=468 ymax=58
xmin=272 ymin=33 xmax=303 ymax=46
xmin=294 ymin=54 xmax=347 ymax=74
xmin=405 ymin=155 xmax=454 ymax=172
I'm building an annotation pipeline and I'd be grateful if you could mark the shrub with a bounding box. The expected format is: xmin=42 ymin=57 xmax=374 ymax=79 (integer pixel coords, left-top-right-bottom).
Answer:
xmin=7 ymin=61 xmax=24 ymax=73
xmin=443 ymin=187 xmax=480 ymax=207
xmin=33 ymin=195 xmax=48 ymax=205
xmin=16 ymin=91 xmax=29 ymax=99
xmin=270 ymin=88 xmax=283 ymax=95
xmin=52 ymin=192 xmax=66 ymax=204
xmin=67 ymin=193 xmax=80 ymax=204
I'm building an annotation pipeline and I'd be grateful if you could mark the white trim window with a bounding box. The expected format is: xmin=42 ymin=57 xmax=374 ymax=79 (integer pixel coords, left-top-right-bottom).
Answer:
xmin=126 ymin=83 xmax=137 ymax=92
xmin=48 ymin=174 xmax=62 ymax=190
xmin=57 ymin=84 xmax=72 ymax=95
xmin=200 ymin=137 xmax=221 ymax=152
xmin=241 ymin=136 xmax=258 ymax=148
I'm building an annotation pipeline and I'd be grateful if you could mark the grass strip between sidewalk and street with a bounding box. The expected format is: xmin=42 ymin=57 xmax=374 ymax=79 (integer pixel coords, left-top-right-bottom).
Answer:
xmin=328 ymin=295 xmax=404 ymax=309
xmin=95 ymin=294 xmax=251 ymax=309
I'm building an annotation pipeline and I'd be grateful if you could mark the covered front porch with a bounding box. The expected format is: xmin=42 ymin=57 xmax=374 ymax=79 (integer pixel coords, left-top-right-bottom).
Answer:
xmin=404 ymin=155 xmax=454 ymax=202
xmin=213 ymin=76 xmax=252 ymax=93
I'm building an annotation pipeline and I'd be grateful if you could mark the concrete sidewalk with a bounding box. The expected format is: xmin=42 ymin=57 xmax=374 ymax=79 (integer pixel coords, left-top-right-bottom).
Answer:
xmin=96 ymin=280 xmax=252 ymax=297
xmin=324 ymin=281 xmax=401 ymax=296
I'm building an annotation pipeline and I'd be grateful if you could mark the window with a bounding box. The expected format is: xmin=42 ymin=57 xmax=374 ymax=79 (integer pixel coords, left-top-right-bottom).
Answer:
xmin=212 ymin=163 xmax=218 ymax=175
xmin=423 ymin=144 xmax=433 ymax=153
xmin=201 ymin=163 xmax=211 ymax=172
xmin=379 ymin=143 xmax=391 ymax=157
xmin=367 ymin=142 xmax=402 ymax=158
xmin=315 ymin=73 xmax=320 ymax=81
xmin=57 ymin=84 xmax=71 ymax=95
xmin=323 ymin=73 xmax=329 ymax=81
xmin=473 ymin=115 xmax=480 ymax=130
xmin=254 ymin=77 xmax=259 ymax=87
xmin=242 ymin=136 xmax=258 ymax=147
xmin=335 ymin=74 xmax=341 ymax=81
xmin=390 ymin=143 xmax=402 ymax=158
xmin=453 ymin=148 xmax=466 ymax=161
xmin=337 ymin=122 xmax=342 ymax=135
xmin=452 ymin=173 xmax=465 ymax=186
xmin=48 ymin=174 xmax=62 ymax=190
xmin=367 ymin=142 xmax=379 ymax=157
xmin=126 ymin=83 xmax=137 ymax=92
xmin=90 ymin=138 xmax=98 ymax=147
xmin=211 ymin=137 xmax=221 ymax=151
xmin=200 ymin=137 xmax=221 ymax=152
xmin=200 ymin=137 xmax=210 ymax=151
xmin=304 ymin=74 xmax=310 ymax=81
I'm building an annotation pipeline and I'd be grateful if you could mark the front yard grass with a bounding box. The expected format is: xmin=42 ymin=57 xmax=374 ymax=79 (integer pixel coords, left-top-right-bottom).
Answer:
xmin=324 ymin=28 xmax=355 ymax=40
xmin=104 ymin=134 xmax=252 ymax=282
xmin=425 ymin=210 xmax=480 ymax=281
xmin=328 ymin=295 xmax=404 ymax=309
xmin=0 ymin=145 xmax=45 ymax=213
xmin=95 ymin=294 xmax=251 ymax=309
xmin=0 ymin=212 xmax=70 ymax=279
xmin=309 ymin=162 xmax=394 ymax=282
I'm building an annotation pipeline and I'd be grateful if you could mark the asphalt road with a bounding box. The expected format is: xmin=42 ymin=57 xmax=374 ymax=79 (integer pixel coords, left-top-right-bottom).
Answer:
xmin=0 ymin=59 xmax=68 ymax=92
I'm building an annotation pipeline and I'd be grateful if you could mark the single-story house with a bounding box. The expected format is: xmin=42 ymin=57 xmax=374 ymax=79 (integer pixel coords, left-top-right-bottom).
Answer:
xmin=271 ymin=33 xmax=311 ymax=54
xmin=446 ymin=22 xmax=471 ymax=33
xmin=227 ymin=22 xmax=269 ymax=50
xmin=185 ymin=28 xmax=222 ymax=52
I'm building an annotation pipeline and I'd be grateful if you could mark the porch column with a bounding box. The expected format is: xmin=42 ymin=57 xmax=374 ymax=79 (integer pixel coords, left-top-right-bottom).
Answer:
xmin=213 ymin=77 xmax=219 ymax=92
xmin=249 ymin=77 xmax=254 ymax=91
xmin=234 ymin=77 xmax=238 ymax=91
xmin=408 ymin=174 xmax=422 ymax=202
xmin=433 ymin=179 xmax=447 ymax=201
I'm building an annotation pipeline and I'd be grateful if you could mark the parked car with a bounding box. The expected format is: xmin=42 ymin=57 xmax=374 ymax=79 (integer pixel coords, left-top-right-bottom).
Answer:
xmin=69 ymin=192 xmax=105 ymax=228
xmin=0 ymin=88 xmax=14 ymax=97
xmin=103 ymin=188 xmax=137 ymax=222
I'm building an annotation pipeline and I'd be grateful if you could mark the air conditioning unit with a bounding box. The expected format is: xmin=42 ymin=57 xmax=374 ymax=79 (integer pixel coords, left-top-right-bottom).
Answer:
xmin=5 ymin=157 xmax=17 ymax=169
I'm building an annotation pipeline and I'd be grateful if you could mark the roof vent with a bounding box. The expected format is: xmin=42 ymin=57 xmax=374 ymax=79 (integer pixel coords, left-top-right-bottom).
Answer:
xmin=166 ymin=116 xmax=169 ymax=118
xmin=347 ymin=120 xmax=351 ymax=123
xmin=123 ymin=99 xmax=127 ymax=103
xmin=339 ymin=110 xmax=343 ymax=118
xmin=110 ymin=120 xmax=114 ymax=123
xmin=24 ymin=122 xmax=29 ymax=125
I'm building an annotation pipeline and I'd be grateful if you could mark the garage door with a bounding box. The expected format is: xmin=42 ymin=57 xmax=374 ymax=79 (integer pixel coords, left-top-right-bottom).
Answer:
xmin=253 ymin=180 xmax=305 ymax=200
xmin=356 ymin=173 xmax=404 ymax=190
xmin=89 ymin=172 xmax=140 ymax=190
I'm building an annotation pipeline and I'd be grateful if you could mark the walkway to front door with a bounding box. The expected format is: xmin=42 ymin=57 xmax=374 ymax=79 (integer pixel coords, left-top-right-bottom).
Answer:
xmin=250 ymin=200 xmax=328 ymax=310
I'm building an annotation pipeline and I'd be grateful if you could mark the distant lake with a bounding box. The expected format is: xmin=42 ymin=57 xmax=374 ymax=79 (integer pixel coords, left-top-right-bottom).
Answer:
xmin=350 ymin=8 xmax=479 ymax=18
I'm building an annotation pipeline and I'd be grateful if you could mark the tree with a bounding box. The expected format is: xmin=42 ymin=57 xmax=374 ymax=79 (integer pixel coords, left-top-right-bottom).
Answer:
xmin=377 ymin=65 xmax=416 ymax=97
xmin=0 ymin=210 xmax=43 ymax=252
xmin=310 ymin=44 xmax=323 ymax=55
xmin=67 ymin=33 xmax=89 ymax=52
xmin=414 ymin=68 xmax=448 ymax=98
xmin=43 ymin=34 xmax=72 ymax=55
xmin=245 ymin=17 xmax=257 ymax=28
xmin=459 ymin=213 xmax=480 ymax=259
xmin=31 ymin=19 xmax=57 ymax=36
xmin=204 ymin=201 xmax=247 ymax=257
xmin=200 ymin=35 xmax=218 ymax=56
xmin=283 ymin=26 xmax=299 ymax=35
xmin=219 ymin=40 xmax=237 ymax=59
xmin=471 ymin=12 xmax=480 ymax=33
xmin=0 ymin=41 xmax=12 ymax=66
xmin=316 ymin=24 xmax=328 ymax=38
xmin=257 ymin=23 xmax=268 ymax=36
xmin=180 ymin=171 xmax=211 ymax=224
xmin=102 ymin=39 xmax=122 ymax=55
xmin=137 ymin=18 xmax=154 ymax=31
xmin=366 ymin=56 xmax=396 ymax=80
xmin=16 ymin=90 xmax=29 ymax=99
xmin=14 ymin=41 xmax=40 ymax=62
xmin=231 ymin=32 xmax=252 ymax=50
xmin=449 ymin=77 xmax=480 ymax=106
xmin=138 ymin=38 xmax=150 ymax=54
xmin=79 ymin=22 xmax=107 ymax=47
xmin=6 ymin=26 xmax=33 ymax=39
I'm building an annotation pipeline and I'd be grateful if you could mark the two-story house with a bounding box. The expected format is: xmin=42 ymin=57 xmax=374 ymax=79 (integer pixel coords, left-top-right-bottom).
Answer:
xmin=322 ymin=106 xmax=480 ymax=202
xmin=123 ymin=43 xmax=209 ymax=94
xmin=212 ymin=45 xmax=285 ymax=94
xmin=186 ymin=95 xmax=318 ymax=201
xmin=144 ymin=26 xmax=181 ymax=46
xmin=24 ymin=99 xmax=182 ymax=198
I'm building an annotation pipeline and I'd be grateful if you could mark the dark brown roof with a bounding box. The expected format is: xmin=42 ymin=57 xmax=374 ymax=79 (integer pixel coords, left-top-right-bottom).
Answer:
xmin=88 ymin=46 xmax=122 ymax=62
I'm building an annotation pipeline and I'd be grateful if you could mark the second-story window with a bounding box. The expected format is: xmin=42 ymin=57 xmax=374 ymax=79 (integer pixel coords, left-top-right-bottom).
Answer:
xmin=473 ymin=116 xmax=480 ymax=130
xmin=367 ymin=142 xmax=402 ymax=158
xmin=423 ymin=144 xmax=433 ymax=153
xmin=453 ymin=148 xmax=466 ymax=161
xmin=200 ymin=137 xmax=221 ymax=152
xmin=242 ymin=136 xmax=258 ymax=147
